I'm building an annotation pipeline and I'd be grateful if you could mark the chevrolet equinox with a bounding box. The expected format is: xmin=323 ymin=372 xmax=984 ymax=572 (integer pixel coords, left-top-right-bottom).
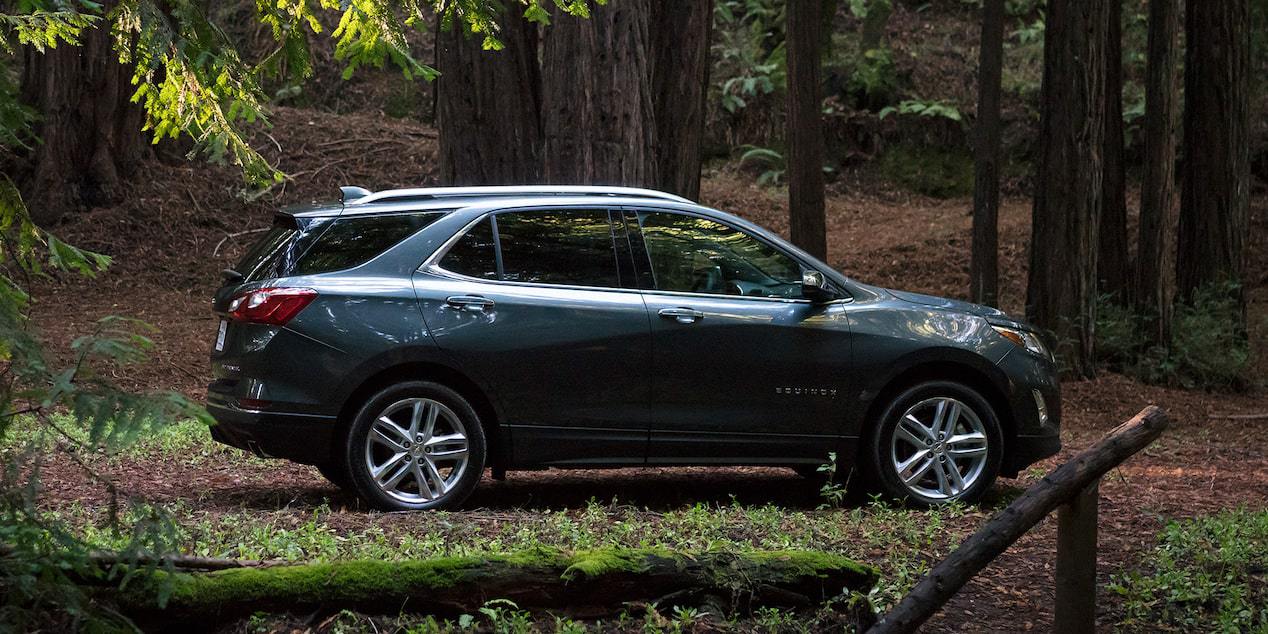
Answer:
xmin=208 ymin=185 xmax=1060 ymax=510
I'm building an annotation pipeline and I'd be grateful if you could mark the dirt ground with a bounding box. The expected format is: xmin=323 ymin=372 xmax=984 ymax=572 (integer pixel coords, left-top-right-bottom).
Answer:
xmin=26 ymin=106 xmax=1268 ymax=631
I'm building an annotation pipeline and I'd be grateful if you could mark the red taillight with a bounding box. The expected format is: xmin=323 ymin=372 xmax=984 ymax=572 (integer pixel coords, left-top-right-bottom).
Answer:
xmin=226 ymin=288 xmax=317 ymax=325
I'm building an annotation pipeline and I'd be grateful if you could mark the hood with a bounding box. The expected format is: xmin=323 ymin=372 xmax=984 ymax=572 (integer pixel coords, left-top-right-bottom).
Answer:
xmin=886 ymin=288 xmax=1027 ymax=328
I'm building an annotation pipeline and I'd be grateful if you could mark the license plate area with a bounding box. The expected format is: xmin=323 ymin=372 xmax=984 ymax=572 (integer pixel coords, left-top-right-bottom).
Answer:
xmin=214 ymin=319 xmax=228 ymax=352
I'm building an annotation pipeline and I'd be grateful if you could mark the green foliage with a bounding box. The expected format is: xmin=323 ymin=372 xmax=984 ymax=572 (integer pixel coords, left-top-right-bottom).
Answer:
xmin=0 ymin=177 xmax=209 ymax=629
xmin=817 ymin=451 xmax=848 ymax=509
xmin=878 ymin=143 xmax=974 ymax=198
xmin=737 ymin=145 xmax=786 ymax=186
xmin=1111 ymin=509 xmax=1268 ymax=632
xmin=1096 ymin=282 xmax=1251 ymax=390
xmin=713 ymin=0 xmax=786 ymax=114
xmin=879 ymin=99 xmax=963 ymax=123
xmin=846 ymin=46 xmax=899 ymax=110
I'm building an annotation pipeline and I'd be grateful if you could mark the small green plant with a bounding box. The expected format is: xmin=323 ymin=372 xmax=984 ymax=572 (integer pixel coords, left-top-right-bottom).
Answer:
xmin=817 ymin=452 xmax=849 ymax=509
xmin=477 ymin=599 xmax=534 ymax=634
xmin=847 ymin=47 xmax=900 ymax=110
xmin=1111 ymin=509 xmax=1268 ymax=632
xmin=878 ymin=99 xmax=963 ymax=123
xmin=671 ymin=605 xmax=708 ymax=630
xmin=738 ymin=145 xmax=787 ymax=186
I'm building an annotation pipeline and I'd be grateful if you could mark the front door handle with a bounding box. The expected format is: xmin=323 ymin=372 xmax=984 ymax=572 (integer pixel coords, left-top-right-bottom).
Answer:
xmin=445 ymin=295 xmax=495 ymax=311
xmin=658 ymin=307 xmax=704 ymax=324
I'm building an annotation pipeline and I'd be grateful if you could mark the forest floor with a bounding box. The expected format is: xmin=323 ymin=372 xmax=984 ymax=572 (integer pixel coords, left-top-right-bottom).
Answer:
xmin=25 ymin=106 xmax=1268 ymax=632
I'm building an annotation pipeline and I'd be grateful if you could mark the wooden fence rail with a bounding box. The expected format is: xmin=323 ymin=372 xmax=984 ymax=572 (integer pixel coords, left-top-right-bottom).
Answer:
xmin=869 ymin=405 xmax=1169 ymax=634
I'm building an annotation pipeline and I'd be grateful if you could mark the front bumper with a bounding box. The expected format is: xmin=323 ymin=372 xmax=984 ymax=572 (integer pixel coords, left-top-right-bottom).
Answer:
xmin=207 ymin=401 xmax=337 ymax=465
xmin=996 ymin=348 xmax=1062 ymax=476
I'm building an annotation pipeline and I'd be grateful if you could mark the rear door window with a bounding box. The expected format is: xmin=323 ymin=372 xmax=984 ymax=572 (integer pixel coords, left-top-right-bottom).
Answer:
xmin=494 ymin=209 xmax=620 ymax=288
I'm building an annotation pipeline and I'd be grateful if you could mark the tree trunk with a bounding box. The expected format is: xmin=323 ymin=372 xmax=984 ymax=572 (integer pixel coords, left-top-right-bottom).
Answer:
xmin=114 ymin=549 xmax=879 ymax=629
xmin=970 ymin=0 xmax=1005 ymax=307
xmin=19 ymin=19 xmax=148 ymax=225
xmin=1098 ymin=0 xmax=1129 ymax=300
xmin=541 ymin=1 xmax=655 ymax=186
xmin=1025 ymin=0 xmax=1111 ymax=378
xmin=650 ymin=0 xmax=713 ymax=200
xmin=1178 ymin=0 xmax=1250 ymax=323
xmin=1134 ymin=0 xmax=1182 ymax=345
xmin=786 ymin=0 xmax=828 ymax=261
xmin=436 ymin=11 xmax=542 ymax=185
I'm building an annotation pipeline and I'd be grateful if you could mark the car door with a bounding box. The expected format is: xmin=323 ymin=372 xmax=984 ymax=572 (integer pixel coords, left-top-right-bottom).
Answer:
xmin=627 ymin=209 xmax=853 ymax=464
xmin=412 ymin=207 xmax=651 ymax=467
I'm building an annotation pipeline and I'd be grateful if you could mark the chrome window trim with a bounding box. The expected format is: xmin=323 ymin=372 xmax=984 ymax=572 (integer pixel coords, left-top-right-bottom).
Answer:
xmin=419 ymin=206 xmax=855 ymax=306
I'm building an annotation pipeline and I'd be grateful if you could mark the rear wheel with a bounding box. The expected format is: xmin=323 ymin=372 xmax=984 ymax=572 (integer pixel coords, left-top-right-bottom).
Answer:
xmin=343 ymin=381 xmax=486 ymax=511
xmin=867 ymin=381 xmax=1002 ymax=506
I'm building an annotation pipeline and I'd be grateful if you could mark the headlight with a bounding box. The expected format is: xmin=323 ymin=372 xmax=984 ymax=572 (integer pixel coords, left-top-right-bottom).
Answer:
xmin=992 ymin=325 xmax=1052 ymax=360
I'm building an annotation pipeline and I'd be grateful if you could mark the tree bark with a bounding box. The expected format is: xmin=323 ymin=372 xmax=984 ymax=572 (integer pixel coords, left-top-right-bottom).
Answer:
xmin=1134 ymin=0 xmax=1182 ymax=345
xmin=19 ymin=19 xmax=148 ymax=225
xmin=1098 ymin=0 xmax=1129 ymax=300
xmin=115 ymin=549 xmax=879 ymax=629
xmin=541 ymin=1 xmax=655 ymax=186
xmin=970 ymin=0 xmax=1004 ymax=307
xmin=871 ymin=406 xmax=1169 ymax=634
xmin=650 ymin=0 xmax=713 ymax=201
xmin=1178 ymin=0 xmax=1250 ymax=323
xmin=436 ymin=10 xmax=542 ymax=185
xmin=1025 ymin=0 xmax=1111 ymax=378
xmin=786 ymin=0 xmax=828 ymax=261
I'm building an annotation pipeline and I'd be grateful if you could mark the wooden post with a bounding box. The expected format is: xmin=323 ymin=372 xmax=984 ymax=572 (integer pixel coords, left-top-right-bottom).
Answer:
xmin=1054 ymin=482 xmax=1099 ymax=634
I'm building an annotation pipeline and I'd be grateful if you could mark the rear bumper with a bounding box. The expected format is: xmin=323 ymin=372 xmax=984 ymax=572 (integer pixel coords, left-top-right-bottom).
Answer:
xmin=207 ymin=401 xmax=337 ymax=465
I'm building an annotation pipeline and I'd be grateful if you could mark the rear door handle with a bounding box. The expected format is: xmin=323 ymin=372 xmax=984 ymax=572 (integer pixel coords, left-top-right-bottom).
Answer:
xmin=658 ymin=307 xmax=704 ymax=324
xmin=445 ymin=295 xmax=495 ymax=311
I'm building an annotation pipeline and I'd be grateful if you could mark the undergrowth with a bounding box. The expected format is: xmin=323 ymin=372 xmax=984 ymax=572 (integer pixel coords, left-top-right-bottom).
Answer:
xmin=1111 ymin=508 xmax=1268 ymax=633
xmin=1096 ymin=282 xmax=1252 ymax=390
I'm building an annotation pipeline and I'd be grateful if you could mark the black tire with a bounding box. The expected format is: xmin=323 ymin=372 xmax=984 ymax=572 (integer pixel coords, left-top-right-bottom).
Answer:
xmin=342 ymin=381 xmax=486 ymax=511
xmin=315 ymin=460 xmax=352 ymax=491
xmin=865 ymin=381 xmax=1003 ymax=506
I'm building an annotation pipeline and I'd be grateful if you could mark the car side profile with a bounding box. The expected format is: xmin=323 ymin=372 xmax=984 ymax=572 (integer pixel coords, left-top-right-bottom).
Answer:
xmin=207 ymin=185 xmax=1060 ymax=511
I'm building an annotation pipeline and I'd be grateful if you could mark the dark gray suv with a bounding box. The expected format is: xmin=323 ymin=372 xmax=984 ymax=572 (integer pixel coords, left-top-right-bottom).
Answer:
xmin=208 ymin=185 xmax=1060 ymax=510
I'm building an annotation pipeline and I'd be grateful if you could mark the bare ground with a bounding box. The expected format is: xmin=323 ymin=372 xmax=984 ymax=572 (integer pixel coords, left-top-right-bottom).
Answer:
xmin=26 ymin=107 xmax=1268 ymax=632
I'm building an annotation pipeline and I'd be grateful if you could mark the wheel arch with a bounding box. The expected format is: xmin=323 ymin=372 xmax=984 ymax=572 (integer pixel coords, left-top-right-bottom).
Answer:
xmin=333 ymin=361 xmax=506 ymax=470
xmin=857 ymin=357 xmax=1017 ymax=462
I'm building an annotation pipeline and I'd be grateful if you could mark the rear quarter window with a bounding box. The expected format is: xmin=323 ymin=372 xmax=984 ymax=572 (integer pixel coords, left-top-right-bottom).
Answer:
xmin=236 ymin=212 xmax=440 ymax=282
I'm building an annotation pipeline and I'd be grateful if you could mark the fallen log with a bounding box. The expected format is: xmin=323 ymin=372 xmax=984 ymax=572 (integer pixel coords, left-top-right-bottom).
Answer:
xmin=113 ymin=547 xmax=878 ymax=628
xmin=870 ymin=405 xmax=1169 ymax=634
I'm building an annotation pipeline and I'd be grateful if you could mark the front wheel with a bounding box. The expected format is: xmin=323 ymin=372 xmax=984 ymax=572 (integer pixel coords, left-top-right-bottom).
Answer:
xmin=867 ymin=381 xmax=1002 ymax=506
xmin=343 ymin=381 xmax=486 ymax=511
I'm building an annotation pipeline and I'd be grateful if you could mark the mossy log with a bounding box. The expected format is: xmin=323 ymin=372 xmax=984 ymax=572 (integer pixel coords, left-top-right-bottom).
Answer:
xmin=114 ymin=548 xmax=877 ymax=628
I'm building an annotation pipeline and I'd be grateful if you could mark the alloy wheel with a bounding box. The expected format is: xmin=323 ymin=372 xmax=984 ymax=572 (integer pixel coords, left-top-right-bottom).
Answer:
xmin=890 ymin=397 xmax=990 ymax=501
xmin=363 ymin=397 xmax=470 ymax=504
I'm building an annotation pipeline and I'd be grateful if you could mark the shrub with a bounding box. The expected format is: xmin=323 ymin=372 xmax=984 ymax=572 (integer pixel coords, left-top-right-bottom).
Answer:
xmin=1095 ymin=282 xmax=1251 ymax=391
xmin=877 ymin=143 xmax=974 ymax=198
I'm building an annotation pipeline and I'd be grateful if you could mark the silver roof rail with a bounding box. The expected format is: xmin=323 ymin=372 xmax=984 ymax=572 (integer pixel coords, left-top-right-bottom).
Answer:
xmin=339 ymin=185 xmax=693 ymax=206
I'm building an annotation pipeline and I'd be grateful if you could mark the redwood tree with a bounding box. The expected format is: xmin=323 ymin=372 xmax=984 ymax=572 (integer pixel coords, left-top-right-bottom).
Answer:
xmin=541 ymin=0 xmax=656 ymax=185
xmin=19 ymin=23 xmax=147 ymax=225
xmin=650 ymin=0 xmax=714 ymax=200
xmin=1098 ymin=0 xmax=1129 ymax=299
xmin=1178 ymin=0 xmax=1251 ymax=323
xmin=436 ymin=11 xmax=543 ymax=185
xmin=785 ymin=0 xmax=827 ymax=261
xmin=1134 ymin=0 xmax=1181 ymax=344
xmin=1026 ymin=0 xmax=1111 ymax=378
xmin=970 ymin=0 xmax=1004 ymax=307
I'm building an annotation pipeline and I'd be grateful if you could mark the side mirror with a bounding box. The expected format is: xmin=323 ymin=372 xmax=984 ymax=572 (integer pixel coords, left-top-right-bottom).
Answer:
xmin=801 ymin=270 xmax=836 ymax=303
